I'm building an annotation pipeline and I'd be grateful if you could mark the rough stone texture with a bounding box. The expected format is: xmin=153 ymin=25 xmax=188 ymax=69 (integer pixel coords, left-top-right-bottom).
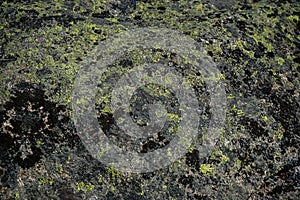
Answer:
xmin=0 ymin=0 xmax=299 ymax=199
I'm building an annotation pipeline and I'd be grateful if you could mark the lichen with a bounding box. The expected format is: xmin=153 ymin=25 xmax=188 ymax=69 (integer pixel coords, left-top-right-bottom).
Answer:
xmin=0 ymin=0 xmax=299 ymax=199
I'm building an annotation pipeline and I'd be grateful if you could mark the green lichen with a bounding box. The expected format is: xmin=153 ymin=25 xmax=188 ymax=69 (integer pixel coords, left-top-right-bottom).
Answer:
xmin=211 ymin=150 xmax=230 ymax=164
xmin=55 ymin=162 xmax=63 ymax=173
xmin=77 ymin=181 xmax=95 ymax=192
xmin=275 ymin=57 xmax=285 ymax=66
xmin=199 ymin=164 xmax=214 ymax=175
xmin=106 ymin=167 xmax=121 ymax=181
xmin=14 ymin=192 xmax=19 ymax=199
xmin=235 ymin=159 xmax=242 ymax=170
xmin=1 ymin=0 xmax=299 ymax=199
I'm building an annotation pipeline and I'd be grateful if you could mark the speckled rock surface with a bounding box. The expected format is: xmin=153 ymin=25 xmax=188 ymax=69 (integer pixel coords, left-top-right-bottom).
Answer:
xmin=0 ymin=0 xmax=299 ymax=199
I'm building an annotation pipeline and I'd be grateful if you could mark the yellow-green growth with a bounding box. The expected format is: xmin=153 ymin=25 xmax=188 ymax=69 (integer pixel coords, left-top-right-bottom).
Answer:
xmin=211 ymin=150 xmax=230 ymax=164
xmin=235 ymin=159 xmax=242 ymax=170
xmin=77 ymin=182 xmax=95 ymax=192
xmin=199 ymin=164 xmax=214 ymax=175
xmin=167 ymin=113 xmax=180 ymax=121
xmin=106 ymin=167 xmax=121 ymax=180
xmin=14 ymin=192 xmax=19 ymax=199
xmin=275 ymin=57 xmax=285 ymax=66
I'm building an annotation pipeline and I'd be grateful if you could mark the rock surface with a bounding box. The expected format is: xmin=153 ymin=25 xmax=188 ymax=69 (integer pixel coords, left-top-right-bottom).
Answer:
xmin=0 ymin=0 xmax=299 ymax=199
